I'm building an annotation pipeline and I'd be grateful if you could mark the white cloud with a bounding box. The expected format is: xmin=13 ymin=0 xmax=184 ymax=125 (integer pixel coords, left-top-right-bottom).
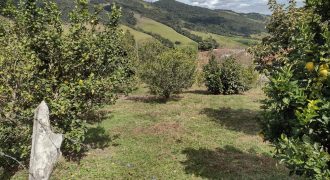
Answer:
xmin=149 ymin=0 xmax=304 ymax=14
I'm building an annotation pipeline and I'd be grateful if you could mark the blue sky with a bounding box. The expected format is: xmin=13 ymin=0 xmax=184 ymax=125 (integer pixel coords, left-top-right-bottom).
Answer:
xmin=147 ymin=0 xmax=304 ymax=14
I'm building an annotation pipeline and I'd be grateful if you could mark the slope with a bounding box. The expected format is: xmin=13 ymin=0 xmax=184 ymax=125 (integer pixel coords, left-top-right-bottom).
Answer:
xmin=121 ymin=25 xmax=154 ymax=43
xmin=190 ymin=30 xmax=260 ymax=49
xmin=134 ymin=14 xmax=197 ymax=47
xmin=108 ymin=0 xmax=267 ymax=37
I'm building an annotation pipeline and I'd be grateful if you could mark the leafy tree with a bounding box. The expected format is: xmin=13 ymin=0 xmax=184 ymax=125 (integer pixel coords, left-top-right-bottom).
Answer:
xmin=250 ymin=0 xmax=330 ymax=178
xmin=203 ymin=56 xmax=253 ymax=95
xmin=221 ymin=58 xmax=251 ymax=94
xmin=0 ymin=0 xmax=134 ymax=171
xmin=139 ymin=42 xmax=197 ymax=98
xmin=198 ymin=36 xmax=219 ymax=51
xmin=203 ymin=55 xmax=223 ymax=94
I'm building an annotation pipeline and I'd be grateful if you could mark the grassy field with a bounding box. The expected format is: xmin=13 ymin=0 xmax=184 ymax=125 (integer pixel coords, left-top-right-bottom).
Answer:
xmin=120 ymin=25 xmax=154 ymax=43
xmin=134 ymin=14 xmax=197 ymax=47
xmin=13 ymin=85 xmax=300 ymax=180
xmin=190 ymin=30 xmax=260 ymax=49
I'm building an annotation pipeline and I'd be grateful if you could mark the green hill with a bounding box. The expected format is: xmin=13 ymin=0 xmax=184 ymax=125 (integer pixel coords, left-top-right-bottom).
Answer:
xmin=190 ymin=30 xmax=260 ymax=48
xmin=134 ymin=14 xmax=197 ymax=47
xmin=1 ymin=0 xmax=266 ymax=48
xmin=106 ymin=0 xmax=267 ymax=37
xmin=121 ymin=25 xmax=154 ymax=43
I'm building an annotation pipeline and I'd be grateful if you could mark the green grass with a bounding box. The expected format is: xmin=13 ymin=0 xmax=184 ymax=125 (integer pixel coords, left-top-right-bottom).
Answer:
xmin=120 ymin=25 xmax=154 ymax=43
xmin=134 ymin=14 xmax=197 ymax=47
xmin=190 ymin=30 xmax=260 ymax=49
xmin=13 ymin=86 xmax=302 ymax=179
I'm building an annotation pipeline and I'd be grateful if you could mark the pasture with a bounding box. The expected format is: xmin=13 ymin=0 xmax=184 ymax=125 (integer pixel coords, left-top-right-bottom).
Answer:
xmin=13 ymin=86 xmax=298 ymax=179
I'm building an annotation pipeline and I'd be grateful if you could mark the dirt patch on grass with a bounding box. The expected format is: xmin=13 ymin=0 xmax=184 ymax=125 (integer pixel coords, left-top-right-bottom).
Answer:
xmin=132 ymin=122 xmax=184 ymax=136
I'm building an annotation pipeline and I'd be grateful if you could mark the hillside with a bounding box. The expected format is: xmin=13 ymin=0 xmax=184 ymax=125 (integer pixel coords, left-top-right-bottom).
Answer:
xmin=134 ymin=14 xmax=197 ymax=47
xmin=1 ymin=0 xmax=265 ymax=48
xmin=105 ymin=0 xmax=267 ymax=37
xmin=121 ymin=25 xmax=154 ymax=42
xmin=189 ymin=30 xmax=259 ymax=48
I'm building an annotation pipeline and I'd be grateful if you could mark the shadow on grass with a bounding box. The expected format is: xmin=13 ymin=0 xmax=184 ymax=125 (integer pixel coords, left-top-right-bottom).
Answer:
xmin=85 ymin=126 xmax=112 ymax=149
xmin=181 ymin=145 xmax=285 ymax=179
xmin=84 ymin=109 xmax=112 ymax=124
xmin=63 ymin=126 xmax=113 ymax=162
xmin=200 ymin=107 xmax=261 ymax=135
xmin=183 ymin=89 xmax=211 ymax=95
xmin=126 ymin=95 xmax=182 ymax=104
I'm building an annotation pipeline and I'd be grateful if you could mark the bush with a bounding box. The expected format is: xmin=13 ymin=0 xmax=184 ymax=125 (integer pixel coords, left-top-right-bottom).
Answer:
xmin=250 ymin=0 xmax=330 ymax=178
xmin=203 ymin=55 xmax=223 ymax=94
xmin=221 ymin=58 xmax=250 ymax=94
xmin=140 ymin=43 xmax=197 ymax=98
xmin=203 ymin=55 xmax=253 ymax=94
xmin=198 ymin=36 xmax=219 ymax=51
xmin=0 ymin=0 xmax=134 ymax=171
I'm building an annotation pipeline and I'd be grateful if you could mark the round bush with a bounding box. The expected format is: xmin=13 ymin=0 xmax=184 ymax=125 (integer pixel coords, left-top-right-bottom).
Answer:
xmin=203 ymin=56 xmax=253 ymax=95
xmin=203 ymin=55 xmax=223 ymax=94
xmin=140 ymin=44 xmax=197 ymax=98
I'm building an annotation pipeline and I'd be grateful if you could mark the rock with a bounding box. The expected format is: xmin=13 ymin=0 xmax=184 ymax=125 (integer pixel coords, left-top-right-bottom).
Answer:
xmin=29 ymin=101 xmax=63 ymax=180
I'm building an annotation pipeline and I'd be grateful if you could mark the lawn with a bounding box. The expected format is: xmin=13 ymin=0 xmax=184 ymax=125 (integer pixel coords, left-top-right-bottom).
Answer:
xmin=134 ymin=14 xmax=197 ymax=47
xmin=12 ymin=85 xmax=300 ymax=179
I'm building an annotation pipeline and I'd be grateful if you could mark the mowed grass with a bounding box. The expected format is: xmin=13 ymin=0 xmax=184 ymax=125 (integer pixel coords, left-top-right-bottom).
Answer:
xmin=134 ymin=14 xmax=197 ymax=47
xmin=190 ymin=30 xmax=260 ymax=49
xmin=120 ymin=25 xmax=154 ymax=43
xmin=13 ymin=86 xmax=301 ymax=180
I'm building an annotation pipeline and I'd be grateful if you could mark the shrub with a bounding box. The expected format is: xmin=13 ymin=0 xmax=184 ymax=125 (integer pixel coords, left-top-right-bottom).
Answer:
xmin=140 ymin=44 xmax=197 ymax=98
xmin=138 ymin=40 xmax=169 ymax=65
xmin=198 ymin=36 xmax=219 ymax=51
xmin=0 ymin=0 xmax=134 ymax=171
xmin=221 ymin=58 xmax=249 ymax=94
xmin=203 ymin=56 xmax=253 ymax=94
xmin=250 ymin=0 xmax=330 ymax=178
xmin=203 ymin=55 xmax=223 ymax=94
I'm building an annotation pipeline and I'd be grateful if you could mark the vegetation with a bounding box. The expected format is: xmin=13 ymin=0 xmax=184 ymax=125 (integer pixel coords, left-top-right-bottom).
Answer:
xmin=139 ymin=42 xmax=197 ymax=98
xmin=198 ymin=36 xmax=219 ymax=51
xmin=203 ymin=55 xmax=223 ymax=94
xmin=250 ymin=0 xmax=330 ymax=178
xmin=203 ymin=56 xmax=255 ymax=95
xmin=3 ymin=0 xmax=319 ymax=179
xmin=0 ymin=0 xmax=134 ymax=172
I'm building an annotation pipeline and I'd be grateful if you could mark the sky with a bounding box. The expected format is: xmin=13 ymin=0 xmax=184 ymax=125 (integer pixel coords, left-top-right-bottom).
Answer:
xmin=147 ymin=0 xmax=304 ymax=14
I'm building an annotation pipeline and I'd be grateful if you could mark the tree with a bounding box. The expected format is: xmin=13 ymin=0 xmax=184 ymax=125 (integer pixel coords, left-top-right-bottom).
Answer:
xmin=203 ymin=56 xmax=254 ymax=95
xmin=139 ymin=42 xmax=197 ymax=98
xmin=0 ymin=0 xmax=134 ymax=171
xmin=203 ymin=54 xmax=223 ymax=94
xmin=250 ymin=0 xmax=330 ymax=178
xmin=198 ymin=36 xmax=219 ymax=51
